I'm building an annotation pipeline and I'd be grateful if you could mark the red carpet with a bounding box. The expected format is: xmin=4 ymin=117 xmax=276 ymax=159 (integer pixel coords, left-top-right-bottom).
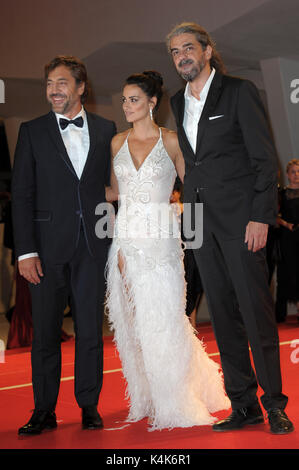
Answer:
xmin=0 ymin=319 xmax=298 ymax=456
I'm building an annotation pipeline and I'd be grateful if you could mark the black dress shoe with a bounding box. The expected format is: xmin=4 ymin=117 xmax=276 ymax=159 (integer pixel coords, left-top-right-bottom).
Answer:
xmin=18 ymin=410 xmax=57 ymax=435
xmin=212 ymin=404 xmax=264 ymax=432
xmin=267 ymin=408 xmax=294 ymax=434
xmin=82 ymin=406 xmax=103 ymax=430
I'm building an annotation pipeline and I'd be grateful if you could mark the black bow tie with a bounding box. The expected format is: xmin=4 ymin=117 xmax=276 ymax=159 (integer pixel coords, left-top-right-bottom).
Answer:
xmin=59 ymin=116 xmax=84 ymax=130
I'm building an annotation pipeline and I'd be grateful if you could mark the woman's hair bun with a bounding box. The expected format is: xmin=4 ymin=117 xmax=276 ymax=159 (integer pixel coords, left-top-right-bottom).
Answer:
xmin=125 ymin=70 xmax=164 ymax=111
xmin=142 ymin=70 xmax=163 ymax=88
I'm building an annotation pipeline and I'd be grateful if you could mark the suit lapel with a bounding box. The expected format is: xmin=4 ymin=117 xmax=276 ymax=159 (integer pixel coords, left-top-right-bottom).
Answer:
xmin=174 ymin=90 xmax=196 ymax=159
xmin=46 ymin=111 xmax=78 ymax=179
xmin=80 ymin=111 xmax=97 ymax=181
xmin=195 ymin=72 xmax=223 ymax=156
xmin=46 ymin=110 xmax=98 ymax=181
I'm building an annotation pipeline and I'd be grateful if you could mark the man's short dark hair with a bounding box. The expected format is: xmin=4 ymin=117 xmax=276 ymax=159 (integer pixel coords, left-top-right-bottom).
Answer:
xmin=45 ymin=55 xmax=89 ymax=104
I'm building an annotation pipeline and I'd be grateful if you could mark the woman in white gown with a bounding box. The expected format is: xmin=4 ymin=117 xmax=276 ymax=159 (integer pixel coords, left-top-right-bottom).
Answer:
xmin=105 ymin=71 xmax=230 ymax=431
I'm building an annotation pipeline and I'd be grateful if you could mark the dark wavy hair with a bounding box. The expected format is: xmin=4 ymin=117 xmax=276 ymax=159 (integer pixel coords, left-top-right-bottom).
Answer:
xmin=44 ymin=55 xmax=89 ymax=104
xmin=166 ymin=22 xmax=226 ymax=74
xmin=125 ymin=70 xmax=164 ymax=112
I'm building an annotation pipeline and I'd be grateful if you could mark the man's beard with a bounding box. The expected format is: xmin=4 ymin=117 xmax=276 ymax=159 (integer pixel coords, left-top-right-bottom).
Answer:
xmin=178 ymin=58 xmax=206 ymax=82
xmin=49 ymin=93 xmax=70 ymax=114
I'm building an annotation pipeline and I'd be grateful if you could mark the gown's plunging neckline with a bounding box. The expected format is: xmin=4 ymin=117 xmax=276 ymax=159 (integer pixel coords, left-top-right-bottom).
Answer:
xmin=126 ymin=128 xmax=161 ymax=173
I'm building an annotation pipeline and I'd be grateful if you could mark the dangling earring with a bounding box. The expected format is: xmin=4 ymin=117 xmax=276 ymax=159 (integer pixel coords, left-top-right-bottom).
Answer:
xmin=149 ymin=108 xmax=153 ymax=120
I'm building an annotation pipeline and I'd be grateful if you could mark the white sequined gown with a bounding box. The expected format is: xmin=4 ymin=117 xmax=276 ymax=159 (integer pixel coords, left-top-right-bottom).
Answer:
xmin=106 ymin=128 xmax=230 ymax=430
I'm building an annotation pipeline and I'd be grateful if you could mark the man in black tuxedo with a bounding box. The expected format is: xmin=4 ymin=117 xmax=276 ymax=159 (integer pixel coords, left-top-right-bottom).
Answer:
xmin=12 ymin=56 xmax=116 ymax=434
xmin=167 ymin=23 xmax=294 ymax=434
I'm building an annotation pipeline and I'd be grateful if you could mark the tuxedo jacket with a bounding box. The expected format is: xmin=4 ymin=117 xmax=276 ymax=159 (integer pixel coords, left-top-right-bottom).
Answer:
xmin=12 ymin=110 xmax=116 ymax=264
xmin=171 ymin=72 xmax=278 ymax=239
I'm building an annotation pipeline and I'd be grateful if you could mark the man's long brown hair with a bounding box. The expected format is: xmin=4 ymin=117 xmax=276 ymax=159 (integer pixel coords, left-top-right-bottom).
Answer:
xmin=166 ymin=22 xmax=226 ymax=74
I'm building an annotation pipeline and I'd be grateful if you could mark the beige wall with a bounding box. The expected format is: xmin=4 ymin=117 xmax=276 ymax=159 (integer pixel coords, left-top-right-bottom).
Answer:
xmin=0 ymin=0 xmax=269 ymax=80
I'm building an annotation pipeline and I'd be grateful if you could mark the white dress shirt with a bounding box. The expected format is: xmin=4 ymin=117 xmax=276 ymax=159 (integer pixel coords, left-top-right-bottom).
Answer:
xmin=183 ymin=67 xmax=215 ymax=153
xmin=55 ymin=106 xmax=90 ymax=179
xmin=18 ymin=107 xmax=90 ymax=261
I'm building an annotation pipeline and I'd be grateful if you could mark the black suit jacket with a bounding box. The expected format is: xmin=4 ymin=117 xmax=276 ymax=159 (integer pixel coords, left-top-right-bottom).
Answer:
xmin=12 ymin=110 xmax=116 ymax=263
xmin=171 ymin=72 xmax=278 ymax=239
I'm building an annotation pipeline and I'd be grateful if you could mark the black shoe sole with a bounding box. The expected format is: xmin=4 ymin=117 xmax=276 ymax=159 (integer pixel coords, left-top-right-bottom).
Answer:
xmin=82 ymin=424 xmax=104 ymax=430
xmin=212 ymin=416 xmax=264 ymax=432
xmin=270 ymin=425 xmax=294 ymax=435
xmin=18 ymin=424 xmax=57 ymax=436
